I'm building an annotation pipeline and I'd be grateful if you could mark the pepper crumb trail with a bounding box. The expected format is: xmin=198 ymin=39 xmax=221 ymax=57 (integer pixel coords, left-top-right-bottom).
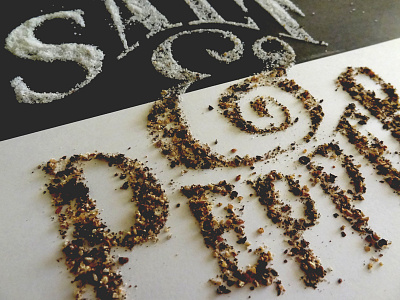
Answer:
xmin=181 ymin=181 xmax=284 ymax=296
xmin=42 ymin=153 xmax=168 ymax=300
xmin=249 ymin=171 xmax=325 ymax=288
xmin=148 ymin=68 xmax=323 ymax=170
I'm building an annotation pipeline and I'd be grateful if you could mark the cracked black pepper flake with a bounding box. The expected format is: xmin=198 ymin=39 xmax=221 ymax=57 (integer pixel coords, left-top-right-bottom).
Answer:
xmin=120 ymin=181 xmax=129 ymax=190
xmin=299 ymin=156 xmax=310 ymax=165
xmin=237 ymin=236 xmax=247 ymax=244
xmin=377 ymin=239 xmax=388 ymax=248
xmin=216 ymin=285 xmax=231 ymax=294
xmin=118 ymin=257 xmax=129 ymax=265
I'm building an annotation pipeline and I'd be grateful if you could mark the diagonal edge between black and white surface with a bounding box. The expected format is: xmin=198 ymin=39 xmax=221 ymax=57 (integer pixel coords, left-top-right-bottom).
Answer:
xmin=1 ymin=0 xmax=400 ymax=141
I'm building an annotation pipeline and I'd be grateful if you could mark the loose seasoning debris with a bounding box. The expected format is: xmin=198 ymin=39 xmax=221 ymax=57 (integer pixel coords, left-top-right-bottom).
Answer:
xmin=249 ymin=171 xmax=325 ymax=288
xmin=304 ymin=143 xmax=390 ymax=250
xmin=147 ymin=68 xmax=323 ymax=169
xmin=42 ymin=153 xmax=168 ymax=300
xmin=181 ymin=181 xmax=283 ymax=296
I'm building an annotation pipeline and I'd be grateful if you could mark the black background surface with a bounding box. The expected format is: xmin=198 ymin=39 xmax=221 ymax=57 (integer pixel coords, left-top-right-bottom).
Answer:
xmin=1 ymin=0 xmax=400 ymax=141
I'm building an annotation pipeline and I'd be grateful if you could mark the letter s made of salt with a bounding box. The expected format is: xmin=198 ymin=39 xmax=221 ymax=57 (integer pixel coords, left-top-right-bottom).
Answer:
xmin=5 ymin=10 xmax=104 ymax=104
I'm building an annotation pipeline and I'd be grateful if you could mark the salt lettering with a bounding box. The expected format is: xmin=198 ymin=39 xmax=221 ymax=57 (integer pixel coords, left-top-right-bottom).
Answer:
xmin=5 ymin=10 xmax=104 ymax=104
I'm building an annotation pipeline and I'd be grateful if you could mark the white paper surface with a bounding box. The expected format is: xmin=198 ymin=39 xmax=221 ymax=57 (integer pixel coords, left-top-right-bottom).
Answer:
xmin=1 ymin=39 xmax=400 ymax=299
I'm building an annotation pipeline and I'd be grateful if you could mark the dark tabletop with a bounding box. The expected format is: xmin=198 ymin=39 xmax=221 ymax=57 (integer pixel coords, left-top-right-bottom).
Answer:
xmin=1 ymin=0 xmax=400 ymax=141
